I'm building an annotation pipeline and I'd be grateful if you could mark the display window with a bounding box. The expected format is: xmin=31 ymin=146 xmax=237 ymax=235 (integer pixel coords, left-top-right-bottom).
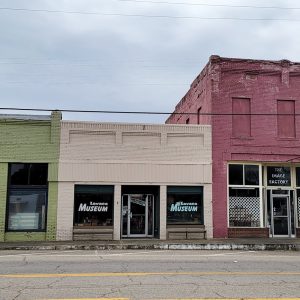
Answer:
xmin=167 ymin=186 xmax=203 ymax=225
xmin=74 ymin=185 xmax=114 ymax=227
xmin=6 ymin=163 xmax=48 ymax=231
xmin=228 ymin=163 xmax=261 ymax=228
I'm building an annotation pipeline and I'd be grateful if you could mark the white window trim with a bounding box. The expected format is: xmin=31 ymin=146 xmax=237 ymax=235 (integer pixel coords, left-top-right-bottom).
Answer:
xmin=227 ymin=162 xmax=263 ymax=228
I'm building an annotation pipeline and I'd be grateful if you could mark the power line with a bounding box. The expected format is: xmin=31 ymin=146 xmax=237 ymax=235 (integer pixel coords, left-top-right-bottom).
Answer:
xmin=0 ymin=82 xmax=189 ymax=86
xmin=117 ymin=0 xmax=300 ymax=10
xmin=0 ymin=107 xmax=299 ymax=116
xmin=0 ymin=7 xmax=300 ymax=22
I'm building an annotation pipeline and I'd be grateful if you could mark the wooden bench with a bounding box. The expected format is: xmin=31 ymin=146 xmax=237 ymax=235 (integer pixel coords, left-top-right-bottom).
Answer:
xmin=73 ymin=227 xmax=113 ymax=241
xmin=167 ymin=226 xmax=206 ymax=240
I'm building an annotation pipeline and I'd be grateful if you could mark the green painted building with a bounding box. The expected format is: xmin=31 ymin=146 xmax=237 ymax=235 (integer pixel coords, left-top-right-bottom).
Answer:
xmin=0 ymin=111 xmax=61 ymax=242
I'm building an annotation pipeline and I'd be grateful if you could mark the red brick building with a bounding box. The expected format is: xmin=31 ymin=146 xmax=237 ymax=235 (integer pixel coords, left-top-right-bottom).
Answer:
xmin=166 ymin=55 xmax=300 ymax=238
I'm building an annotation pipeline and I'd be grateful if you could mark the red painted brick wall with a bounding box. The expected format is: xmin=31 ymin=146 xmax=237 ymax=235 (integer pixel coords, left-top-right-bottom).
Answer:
xmin=167 ymin=56 xmax=300 ymax=238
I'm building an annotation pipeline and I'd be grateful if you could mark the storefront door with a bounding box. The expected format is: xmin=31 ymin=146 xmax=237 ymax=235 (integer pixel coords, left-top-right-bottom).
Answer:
xmin=121 ymin=194 xmax=154 ymax=238
xmin=271 ymin=194 xmax=291 ymax=237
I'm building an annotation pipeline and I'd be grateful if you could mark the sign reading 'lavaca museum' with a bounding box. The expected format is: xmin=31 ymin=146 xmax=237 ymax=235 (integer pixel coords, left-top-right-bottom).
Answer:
xmin=78 ymin=202 xmax=109 ymax=212
xmin=170 ymin=202 xmax=198 ymax=212
xmin=267 ymin=167 xmax=291 ymax=186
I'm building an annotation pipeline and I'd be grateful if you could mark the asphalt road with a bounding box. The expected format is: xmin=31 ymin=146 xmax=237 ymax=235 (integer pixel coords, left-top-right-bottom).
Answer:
xmin=0 ymin=249 xmax=300 ymax=300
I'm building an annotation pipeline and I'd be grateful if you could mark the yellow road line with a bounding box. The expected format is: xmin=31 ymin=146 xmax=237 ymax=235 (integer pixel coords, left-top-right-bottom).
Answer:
xmin=1 ymin=271 xmax=300 ymax=278
xmin=42 ymin=299 xmax=128 ymax=300
xmin=40 ymin=298 xmax=300 ymax=300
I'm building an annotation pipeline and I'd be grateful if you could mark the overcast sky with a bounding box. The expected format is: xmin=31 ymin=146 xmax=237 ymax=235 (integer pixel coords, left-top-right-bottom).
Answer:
xmin=0 ymin=0 xmax=300 ymax=123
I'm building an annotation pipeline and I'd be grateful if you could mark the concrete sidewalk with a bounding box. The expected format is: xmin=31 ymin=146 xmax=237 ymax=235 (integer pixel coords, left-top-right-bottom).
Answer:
xmin=1 ymin=238 xmax=300 ymax=251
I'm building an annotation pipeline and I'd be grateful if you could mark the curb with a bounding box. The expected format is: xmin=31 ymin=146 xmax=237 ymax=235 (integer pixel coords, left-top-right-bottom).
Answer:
xmin=1 ymin=243 xmax=300 ymax=251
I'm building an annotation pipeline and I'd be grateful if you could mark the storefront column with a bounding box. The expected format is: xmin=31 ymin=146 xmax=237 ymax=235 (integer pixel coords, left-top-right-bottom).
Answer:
xmin=56 ymin=182 xmax=74 ymax=241
xmin=159 ymin=185 xmax=167 ymax=240
xmin=204 ymin=184 xmax=213 ymax=239
xmin=113 ymin=185 xmax=121 ymax=240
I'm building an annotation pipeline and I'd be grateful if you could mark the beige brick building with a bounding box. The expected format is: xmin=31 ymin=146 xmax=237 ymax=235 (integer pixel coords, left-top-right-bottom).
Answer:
xmin=56 ymin=121 xmax=212 ymax=241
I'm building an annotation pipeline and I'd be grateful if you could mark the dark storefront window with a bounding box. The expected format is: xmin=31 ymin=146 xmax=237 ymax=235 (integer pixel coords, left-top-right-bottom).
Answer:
xmin=7 ymin=163 xmax=48 ymax=231
xmin=74 ymin=185 xmax=114 ymax=227
xmin=167 ymin=186 xmax=203 ymax=225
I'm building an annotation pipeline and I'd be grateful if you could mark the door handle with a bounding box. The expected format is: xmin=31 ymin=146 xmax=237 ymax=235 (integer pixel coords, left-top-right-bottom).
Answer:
xmin=130 ymin=212 xmax=132 ymax=218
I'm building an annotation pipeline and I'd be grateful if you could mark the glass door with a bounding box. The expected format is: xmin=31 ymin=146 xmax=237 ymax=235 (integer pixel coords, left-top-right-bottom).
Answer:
xmin=121 ymin=194 xmax=154 ymax=238
xmin=271 ymin=195 xmax=291 ymax=236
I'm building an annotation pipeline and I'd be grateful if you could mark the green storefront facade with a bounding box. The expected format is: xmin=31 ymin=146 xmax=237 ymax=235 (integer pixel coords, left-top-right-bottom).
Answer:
xmin=0 ymin=111 xmax=61 ymax=242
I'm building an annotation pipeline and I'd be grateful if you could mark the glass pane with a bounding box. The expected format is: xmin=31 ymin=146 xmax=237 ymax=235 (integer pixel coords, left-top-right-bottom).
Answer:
xmin=272 ymin=197 xmax=289 ymax=236
xmin=244 ymin=165 xmax=259 ymax=185
xmin=8 ymin=189 xmax=47 ymax=231
xmin=10 ymin=164 xmax=29 ymax=185
xmin=29 ymin=164 xmax=48 ymax=185
xmin=122 ymin=195 xmax=128 ymax=236
xmin=267 ymin=166 xmax=291 ymax=186
xmin=273 ymin=197 xmax=288 ymax=217
xmin=74 ymin=185 xmax=113 ymax=226
xmin=296 ymin=168 xmax=300 ymax=187
xmin=130 ymin=195 xmax=146 ymax=235
xmin=229 ymin=164 xmax=243 ymax=185
xmin=228 ymin=188 xmax=260 ymax=227
xmin=167 ymin=191 xmax=203 ymax=225
xmin=273 ymin=218 xmax=289 ymax=235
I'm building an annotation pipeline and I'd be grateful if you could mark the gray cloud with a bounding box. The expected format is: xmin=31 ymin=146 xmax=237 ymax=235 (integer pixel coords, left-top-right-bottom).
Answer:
xmin=0 ymin=0 xmax=299 ymax=122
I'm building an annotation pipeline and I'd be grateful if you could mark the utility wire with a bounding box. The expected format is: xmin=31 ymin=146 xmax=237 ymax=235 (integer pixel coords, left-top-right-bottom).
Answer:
xmin=0 ymin=7 xmax=300 ymax=22
xmin=117 ymin=0 xmax=300 ymax=10
xmin=0 ymin=107 xmax=299 ymax=116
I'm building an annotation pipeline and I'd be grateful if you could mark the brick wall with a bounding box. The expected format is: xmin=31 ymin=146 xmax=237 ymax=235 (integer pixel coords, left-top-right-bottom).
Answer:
xmin=167 ymin=56 xmax=300 ymax=238
xmin=0 ymin=111 xmax=61 ymax=242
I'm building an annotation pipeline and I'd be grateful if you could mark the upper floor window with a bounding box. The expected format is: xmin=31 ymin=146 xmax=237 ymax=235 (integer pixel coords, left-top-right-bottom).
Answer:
xmin=232 ymin=98 xmax=251 ymax=138
xmin=277 ymin=100 xmax=295 ymax=138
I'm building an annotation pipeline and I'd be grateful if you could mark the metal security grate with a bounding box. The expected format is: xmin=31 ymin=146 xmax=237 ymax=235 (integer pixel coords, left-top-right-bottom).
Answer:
xmin=229 ymin=197 xmax=261 ymax=227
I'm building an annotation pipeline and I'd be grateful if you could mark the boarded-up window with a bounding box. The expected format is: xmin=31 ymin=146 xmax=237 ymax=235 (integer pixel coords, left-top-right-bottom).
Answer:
xmin=232 ymin=98 xmax=251 ymax=138
xmin=277 ymin=100 xmax=295 ymax=138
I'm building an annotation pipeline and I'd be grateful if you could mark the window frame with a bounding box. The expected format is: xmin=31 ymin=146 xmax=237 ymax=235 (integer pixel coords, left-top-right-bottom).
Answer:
xmin=228 ymin=163 xmax=260 ymax=186
xmin=227 ymin=163 xmax=263 ymax=228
